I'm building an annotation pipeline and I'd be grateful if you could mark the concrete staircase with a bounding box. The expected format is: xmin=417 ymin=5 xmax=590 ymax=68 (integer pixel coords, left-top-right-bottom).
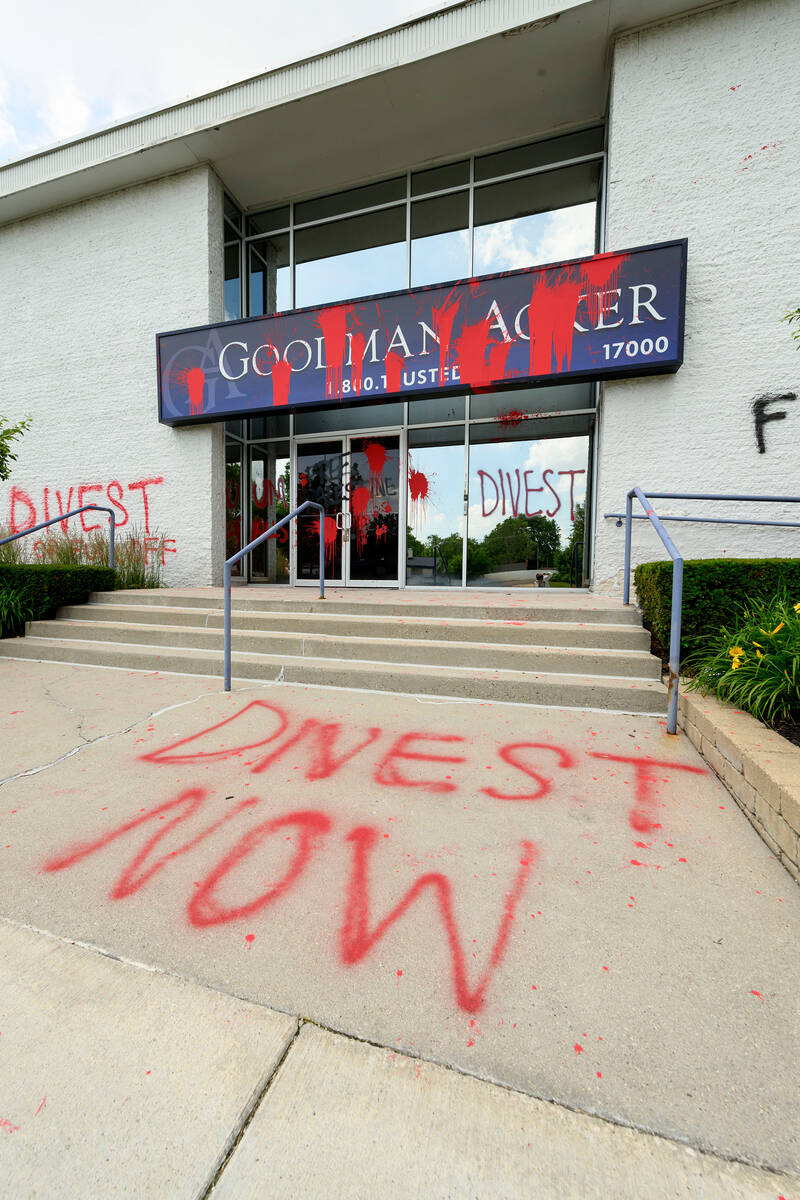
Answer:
xmin=0 ymin=587 xmax=668 ymax=715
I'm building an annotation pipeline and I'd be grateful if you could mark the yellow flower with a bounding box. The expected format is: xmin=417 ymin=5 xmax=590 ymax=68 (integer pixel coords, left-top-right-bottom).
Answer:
xmin=794 ymin=601 xmax=800 ymax=613
xmin=752 ymin=641 xmax=763 ymax=648
xmin=756 ymin=650 xmax=763 ymax=659
xmin=729 ymin=646 xmax=744 ymax=656
xmin=731 ymin=659 xmax=741 ymax=670
xmin=770 ymin=622 xmax=785 ymax=636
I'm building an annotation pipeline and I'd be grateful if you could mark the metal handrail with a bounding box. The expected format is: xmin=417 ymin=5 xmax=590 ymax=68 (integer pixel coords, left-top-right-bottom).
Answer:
xmin=609 ymin=490 xmax=800 ymax=735
xmin=0 ymin=505 xmax=116 ymax=567
xmin=224 ymin=499 xmax=326 ymax=691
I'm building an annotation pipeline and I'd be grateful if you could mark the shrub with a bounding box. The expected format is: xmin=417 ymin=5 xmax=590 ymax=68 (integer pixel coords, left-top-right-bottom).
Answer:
xmin=634 ymin=558 xmax=800 ymax=662
xmin=684 ymin=593 xmax=800 ymax=727
xmin=0 ymin=524 xmax=167 ymax=588
xmin=0 ymin=564 xmax=114 ymax=638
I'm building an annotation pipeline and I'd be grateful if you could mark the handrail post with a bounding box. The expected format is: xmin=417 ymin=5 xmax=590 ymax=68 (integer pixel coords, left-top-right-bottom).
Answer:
xmin=318 ymin=514 xmax=325 ymax=600
xmin=223 ymin=560 xmax=232 ymax=692
xmin=623 ymin=490 xmax=633 ymax=604
xmin=109 ymin=512 xmax=116 ymax=570
xmin=667 ymin=557 xmax=683 ymax=735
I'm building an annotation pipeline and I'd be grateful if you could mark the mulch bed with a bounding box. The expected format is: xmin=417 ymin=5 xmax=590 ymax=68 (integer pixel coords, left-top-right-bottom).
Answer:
xmin=777 ymin=722 xmax=800 ymax=750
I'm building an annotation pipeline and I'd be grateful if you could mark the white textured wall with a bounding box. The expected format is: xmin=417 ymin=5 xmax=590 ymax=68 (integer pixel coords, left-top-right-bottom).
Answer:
xmin=0 ymin=166 xmax=225 ymax=586
xmin=595 ymin=0 xmax=800 ymax=594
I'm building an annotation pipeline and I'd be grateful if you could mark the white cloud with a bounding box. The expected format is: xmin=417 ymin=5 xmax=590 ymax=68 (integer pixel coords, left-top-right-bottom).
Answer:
xmin=37 ymin=76 xmax=93 ymax=143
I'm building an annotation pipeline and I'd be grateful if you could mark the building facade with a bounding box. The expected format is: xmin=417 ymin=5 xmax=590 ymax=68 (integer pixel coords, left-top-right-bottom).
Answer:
xmin=1 ymin=0 xmax=798 ymax=591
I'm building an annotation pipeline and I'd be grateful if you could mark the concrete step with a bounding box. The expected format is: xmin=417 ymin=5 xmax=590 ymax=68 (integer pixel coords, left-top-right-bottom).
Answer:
xmin=0 ymin=635 xmax=668 ymax=712
xmin=28 ymin=619 xmax=662 ymax=679
xmin=87 ymin=590 xmax=644 ymax=626
xmin=57 ymin=604 xmax=652 ymax=651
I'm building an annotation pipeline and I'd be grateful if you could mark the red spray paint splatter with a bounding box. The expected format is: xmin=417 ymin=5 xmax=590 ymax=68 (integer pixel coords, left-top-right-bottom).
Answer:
xmin=408 ymin=470 xmax=429 ymax=503
xmin=244 ymin=933 xmax=255 ymax=948
xmin=384 ymin=350 xmax=404 ymax=394
xmin=750 ymin=989 xmax=763 ymax=1000
xmin=311 ymin=515 xmax=339 ymax=567
xmin=364 ymin=441 xmax=388 ymax=494
xmin=376 ymin=523 xmax=388 ymax=542
xmin=351 ymin=485 xmax=371 ymax=552
xmin=316 ymin=306 xmax=350 ymax=398
xmin=34 ymin=1098 xmax=46 ymax=1117
xmin=579 ymin=252 xmax=629 ymax=328
xmin=186 ymin=367 xmax=205 ymax=415
xmin=271 ymin=360 xmax=292 ymax=407
xmin=573 ymin=1043 xmax=584 ymax=1054
xmin=432 ymin=291 xmax=460 ymax=382
xmin=350 ymin=331 xmax=365 ymax=396
xmin=588 ymin=753 xmax=706 ymax=833
xmin=497 ymin=409 xmax=526 ymax=429
xmin=528 ymin=269 xmax=584 ymax=376
xmin=340 ymin=828 xmax=537 ymax=1013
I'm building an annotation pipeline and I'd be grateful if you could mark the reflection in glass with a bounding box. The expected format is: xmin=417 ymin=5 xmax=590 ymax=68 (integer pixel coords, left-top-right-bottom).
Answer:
xmin=408 ymin=395 xmax=465 ymax=424
xmin=412 ymin=160 xmax=470 ymax=196
xmin=474 ymin=163 xmax=599 ymax=275
xmin=349 ymin=435 xmax=400 ymax=582
xmin=466 ymin=426 xmax=589 ymax=586
xmin=406 ymin=426 xmax=465 ymax=587
xmin=247 ymin=206 xmax=290 ymax=237
xmin=294 ymin=402 xmax=403 ymax=436
xmin=249 ymin=235 xmax=290 ymax=315
xmin=225 ymin=441 xmax=243 ymax=576
xmin=296 ymin=177 xmax=405 ymax=225
xmin=250 ymin=441 xmax=290 ymax=582
xmin=224 ymin=244 xmax=242 ymax=320
xmin=296 ymin=440 xmax=344 ymax=582
xmin=295 ymin=208 xmax=406 ymax=307
xmin=411 ymin=191 xmax=469 ymax=287
xmin=475 ymin=127 xmax=604 ymax=182
xmin=469 ymin=383 xmax=594 ymax=421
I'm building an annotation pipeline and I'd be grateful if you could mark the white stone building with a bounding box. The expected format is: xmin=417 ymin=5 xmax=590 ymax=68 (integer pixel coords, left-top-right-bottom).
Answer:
xmin=1 ymin=0 xmax=798 ymax=591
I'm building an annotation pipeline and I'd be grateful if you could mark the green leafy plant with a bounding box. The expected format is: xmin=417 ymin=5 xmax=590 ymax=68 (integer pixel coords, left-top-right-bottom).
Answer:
xmin=785 ymin=306 xmax=800 ymax=348
xmin=0 ymin=584 xmax=34 ymax=638
xmin=684 ymin=593 xmax=800 ymax=727
xmin=0 ymin=416 xmax=32 ymax=482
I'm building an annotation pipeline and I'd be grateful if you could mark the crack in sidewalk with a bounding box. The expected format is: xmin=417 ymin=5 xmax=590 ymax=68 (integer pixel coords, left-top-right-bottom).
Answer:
xmin=0 ymin=680 xmax=277 ymax=790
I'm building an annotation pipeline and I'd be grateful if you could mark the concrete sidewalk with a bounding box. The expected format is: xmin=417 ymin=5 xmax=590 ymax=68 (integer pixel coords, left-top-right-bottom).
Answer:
xmin=1 ymin=657 xmax=798 ymax=1197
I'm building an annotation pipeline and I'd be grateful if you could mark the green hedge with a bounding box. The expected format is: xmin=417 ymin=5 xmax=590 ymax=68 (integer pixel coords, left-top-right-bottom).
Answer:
xmin=0 ymin=564 xmax=115 ymax=639
xmin=634 ymin=558 xmax=800 ymax=664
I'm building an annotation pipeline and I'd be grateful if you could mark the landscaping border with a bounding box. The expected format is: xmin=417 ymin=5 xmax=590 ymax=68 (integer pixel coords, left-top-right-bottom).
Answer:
xmin=679 ymin=689 xmax=799 ymax=884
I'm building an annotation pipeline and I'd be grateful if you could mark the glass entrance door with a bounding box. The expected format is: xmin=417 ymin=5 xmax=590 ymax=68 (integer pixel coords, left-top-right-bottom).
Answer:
xmin=294 ymin=432 xmax=401 ymax=586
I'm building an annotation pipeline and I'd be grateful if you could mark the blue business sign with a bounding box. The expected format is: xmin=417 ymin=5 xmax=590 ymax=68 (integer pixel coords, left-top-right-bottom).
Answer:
xmin=157 ymin=239 xmax=686 ymax=425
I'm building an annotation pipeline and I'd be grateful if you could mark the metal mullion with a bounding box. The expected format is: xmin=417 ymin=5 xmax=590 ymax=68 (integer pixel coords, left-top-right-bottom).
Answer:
xmin=292 ymin=197 xmax=407 ymax=232
xmin=598 ymin=150 xmax=608 ymax=254
xmin=468 ymin=156 xmax=475 ymax=275
xmin=405 ymin=170 xmax=412 ymax=288
xmin=244 ymin=226 xmax=291 ymax=243
xmin=462 ymin=394 xmax=470 ymax=588
xmin=468 ymin=408 xmax=597 ymax=425
xmin=289 ymin=202 xmax=295 ymax=309
xmin=471 ymin=151 xmax=606 ymax=191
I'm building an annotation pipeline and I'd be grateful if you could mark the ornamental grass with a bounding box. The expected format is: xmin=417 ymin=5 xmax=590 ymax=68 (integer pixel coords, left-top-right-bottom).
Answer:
xmin=684 ymin=593 xmax=800 ymax=728
xmin=0 ymin=525 xmax=167 ymax=588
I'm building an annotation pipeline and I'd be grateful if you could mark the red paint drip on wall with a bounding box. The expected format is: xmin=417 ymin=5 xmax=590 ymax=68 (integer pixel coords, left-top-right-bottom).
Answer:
xmin=579 ymin=252 xmax=630 ymax=327
xmin=432 ymin=291 xmax=460 ymax=382
xmin=528 ymin=269 xmax=584 ymax=376
xmin=350 ymin=331 xmax=365 ymax=396
xmin=316 ymin=306 xmax=350 ymax=398
xmin=384 ymin=350 xmax=404 ymax=394
xmin=271 ymin=359 xmax=292 ymax=407
xmin=186 ymin=367 xmax=206 ymax=415
xmin=351 ymin=485 xmax=371 ymax=552
xmin=340 ymin=827 xmax=537 ymax=1013
xmin=311 ymin=515 xmax=339 ymax=567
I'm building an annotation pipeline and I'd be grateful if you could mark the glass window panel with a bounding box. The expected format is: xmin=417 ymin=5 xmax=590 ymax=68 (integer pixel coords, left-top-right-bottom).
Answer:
xmin=296 ymin=176 xmax=405 ymax=225
xmin=466 ymin=424 xmax=590 ymax=586
xmin=411 ymin=191 xmax=469 ymax=287
xmin=249 ymin=235 xmax=290 ymax=316
xmin=249 ymin=440 xmax=290 ymax=582
xmin=247 ymin=206 xmax=290 ymax=237
xmin=224 ymin=194 xmax=243 ymax=228
xmin=411 ymin=160 xmax=469 ymax=196
xmin=407 ymin=426 xmax=465 ymax=586
xmin=473 ymin=164 xmax=599 ymax=276
xmin=225 ymin=419 xmax=244 ymax=439
xmin=294 ymin=401 xmax=403 ymax=435
xmin=249 ymin=413 xmax=290 ymax=440
xmin=408 ymin=395 xmax=465 ymax=424
xmin=469 ymin=383 xmax=594 ymax=421
xmin=295 ymin=208 xmax=406 ymax=307
xmin=475 ymin=127 xmax=604 ymax=182
xmin=224 ymin=244 xmax=242 ymax=321
xmin=225 ymin=441 xmax=243 ymax=576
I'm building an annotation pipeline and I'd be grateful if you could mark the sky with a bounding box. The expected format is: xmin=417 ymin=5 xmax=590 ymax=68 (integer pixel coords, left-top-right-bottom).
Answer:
xmin=0 ymin=0 xmax=461 ymax=165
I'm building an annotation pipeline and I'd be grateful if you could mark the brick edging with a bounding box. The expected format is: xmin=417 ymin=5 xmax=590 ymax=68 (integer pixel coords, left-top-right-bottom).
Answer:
xmin=678 ymin=688 xmax=799 ymax=883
